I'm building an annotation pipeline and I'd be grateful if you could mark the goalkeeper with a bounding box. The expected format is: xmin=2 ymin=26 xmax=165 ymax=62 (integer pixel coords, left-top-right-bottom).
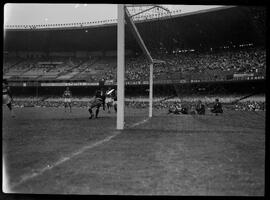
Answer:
xmin=88 ymin=89 xmax=106 ymax=119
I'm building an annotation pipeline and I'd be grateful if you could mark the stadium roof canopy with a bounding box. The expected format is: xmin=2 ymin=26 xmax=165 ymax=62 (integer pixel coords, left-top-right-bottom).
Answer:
xmin=4 ymin=5 xmax=266 ymax=52
xmin=4 ymin=4 xmax=223 ymax=27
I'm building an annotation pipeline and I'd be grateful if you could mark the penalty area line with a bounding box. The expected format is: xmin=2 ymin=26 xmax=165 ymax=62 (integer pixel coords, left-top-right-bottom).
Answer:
xmin=10 ymin=118 xmax=149 ymax=190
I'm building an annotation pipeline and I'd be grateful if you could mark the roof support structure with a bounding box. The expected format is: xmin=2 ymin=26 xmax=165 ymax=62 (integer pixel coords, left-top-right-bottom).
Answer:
xmin=130 ymin=5 xmax=170 ymax=18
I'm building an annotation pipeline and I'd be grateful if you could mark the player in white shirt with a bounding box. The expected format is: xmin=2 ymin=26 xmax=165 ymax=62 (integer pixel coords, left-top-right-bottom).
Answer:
xmin=105 ymin=88 xmax=114 ymax=113
xmin=63 ymin=87 xmax=72 ymax=112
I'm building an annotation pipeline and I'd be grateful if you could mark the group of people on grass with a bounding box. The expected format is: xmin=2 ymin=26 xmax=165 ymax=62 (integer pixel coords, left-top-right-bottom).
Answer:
xmin=168 ymin=98 xmax=223 ymax=115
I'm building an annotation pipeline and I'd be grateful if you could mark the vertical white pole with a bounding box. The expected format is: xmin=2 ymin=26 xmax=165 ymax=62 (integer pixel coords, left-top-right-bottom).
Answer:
xmin=117 ymin=4 xmax=125 ymax=130
xmin=149 ymin=63 xmax=153 ymax=118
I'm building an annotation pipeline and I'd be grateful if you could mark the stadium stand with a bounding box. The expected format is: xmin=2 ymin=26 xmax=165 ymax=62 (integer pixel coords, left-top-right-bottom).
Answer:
xmin=3 ymin=46 xmax=266 ymax=82
xmin=4 ymin=59 xmax=39 ymax=79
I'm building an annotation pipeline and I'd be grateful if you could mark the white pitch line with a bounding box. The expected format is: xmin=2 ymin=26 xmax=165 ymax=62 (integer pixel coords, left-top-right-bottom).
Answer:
xmin=127 ymin=118 xmax=150 ymax=128
xmin=10 ymin=118 xmax=149 ymax=190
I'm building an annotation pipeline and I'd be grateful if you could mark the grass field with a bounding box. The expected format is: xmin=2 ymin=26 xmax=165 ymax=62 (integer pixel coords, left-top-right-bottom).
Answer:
xmin=2 ymin=106 xmax=265 ymax=195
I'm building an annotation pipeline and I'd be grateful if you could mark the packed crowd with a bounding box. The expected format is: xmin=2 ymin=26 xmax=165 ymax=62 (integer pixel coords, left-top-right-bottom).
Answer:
xmin=161 ymin=48 xmax=265 ymax=74
xmin=14 ymin=100 xmax=89 ymax=108
xmin=4 ymin=47 xmax=266 ymax=81
xmin=125 ymin=47 xmax=266 ymax=81
xmin=125 ymin=57 xmax=149 ymax=81
xmin=233 ymin=101 xmax=265 ymax=111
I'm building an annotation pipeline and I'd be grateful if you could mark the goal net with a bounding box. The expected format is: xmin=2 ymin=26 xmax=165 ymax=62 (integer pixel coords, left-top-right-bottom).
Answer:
xmin=119 ymin=4 xmax=266 ymax=130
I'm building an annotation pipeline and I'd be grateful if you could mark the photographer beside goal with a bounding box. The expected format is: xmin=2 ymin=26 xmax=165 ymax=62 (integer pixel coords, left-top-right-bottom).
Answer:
xmin=195 ymin=100 xmax=206 ymax=115
xmin=210 ymin=98 xmax=223 ymax=115
xmin=167 ymin=102 xmax=188 ymax=115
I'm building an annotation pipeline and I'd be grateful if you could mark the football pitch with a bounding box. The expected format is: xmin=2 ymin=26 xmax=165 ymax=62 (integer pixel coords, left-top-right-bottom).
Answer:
xmin=2 ymin=106 xmax=265 ymax=195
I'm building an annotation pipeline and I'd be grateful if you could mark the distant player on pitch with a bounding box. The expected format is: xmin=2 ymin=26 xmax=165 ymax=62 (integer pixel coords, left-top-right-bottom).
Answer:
xmin=3 ymin=79 xmax=15 ymax=117
xmin=63 ymin=87 xmax=72 ymax=112
xmin=105 ymin=88 xmax=117 ymax=113
xmin=105 ymin=87 xmax=114 ymax=113
xmin=88 ymin=89 xmax=106 ymax=119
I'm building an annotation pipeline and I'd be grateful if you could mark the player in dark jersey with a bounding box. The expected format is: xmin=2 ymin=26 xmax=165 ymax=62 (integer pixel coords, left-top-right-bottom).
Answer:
xmin=3 ymin=79 xmax=15 ymax=117
xmin=63 ymin=87 xmax=72 ymax=112
xmin=211 ymin=98 xmax=223 ymax=115
xmin=88 ymin=89 xmax=105 ymax=119
xmin=111 ymin=89 xmax=117 ymax=113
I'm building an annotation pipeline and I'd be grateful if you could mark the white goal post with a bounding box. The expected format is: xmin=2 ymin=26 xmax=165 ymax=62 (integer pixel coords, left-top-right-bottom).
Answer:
xmin=117 ymin=4 xmax=165 ymax=130
xmin=117 ymin=4 xmax=125 ymax=130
